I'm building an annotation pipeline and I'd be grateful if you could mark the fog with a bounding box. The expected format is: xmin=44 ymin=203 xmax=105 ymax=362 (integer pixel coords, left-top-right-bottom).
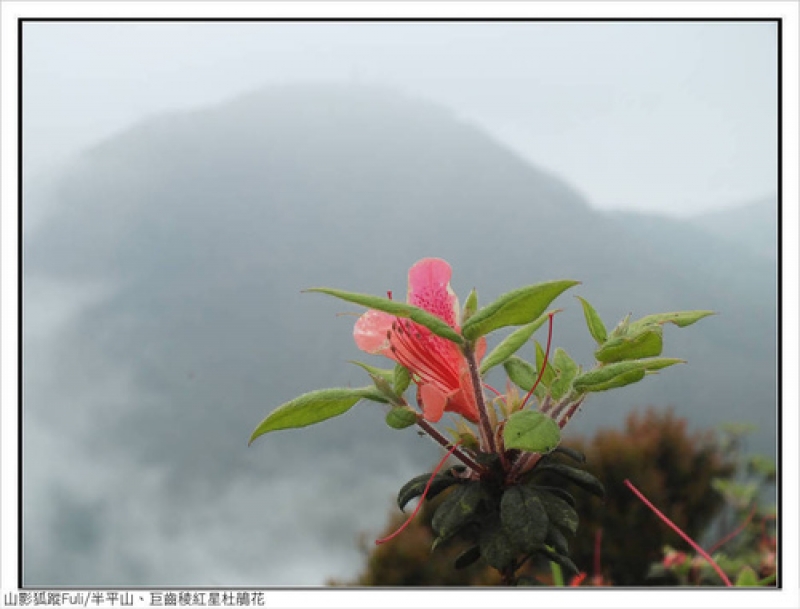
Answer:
xmin=18 ymin=21 xmax=778 ymax=587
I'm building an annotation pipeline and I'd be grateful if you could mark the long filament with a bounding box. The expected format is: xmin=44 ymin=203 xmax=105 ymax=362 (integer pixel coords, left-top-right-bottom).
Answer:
xmin=624 ymin=479 xmax=732 ymax=586
xmin=520 ymin=312 xmax=555 ymax=409
xmin=375 ymin=442 xmax=463 ymax=545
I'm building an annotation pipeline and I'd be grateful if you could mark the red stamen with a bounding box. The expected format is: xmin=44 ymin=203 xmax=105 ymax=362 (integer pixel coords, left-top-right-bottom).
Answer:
xmin=706 ymin=505 xmax=757 ymax=555
xmin=484 ymin=383 xmax=503 ymax=397
xmin=624 ymin=479 xmax=732 ymax=586
xmin=390 ymin=319 xmax=459 ymax=392
xmin=520 ymin=312 xmax=555 ymax=409
xmin=375 ymin=442 xmax=462 ymax=545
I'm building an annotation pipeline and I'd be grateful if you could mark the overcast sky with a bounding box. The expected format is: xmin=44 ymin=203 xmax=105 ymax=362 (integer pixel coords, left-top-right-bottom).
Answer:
xmin=22 ymin=20 xmax=777 ymax=218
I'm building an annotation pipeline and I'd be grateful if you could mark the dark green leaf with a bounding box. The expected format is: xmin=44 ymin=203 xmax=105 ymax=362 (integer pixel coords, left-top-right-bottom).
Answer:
xmin=529 ymin=487 xmax=580 ymax=535
xmin=479 ymin=310 xmax=556 ymax=375
xmin=385 ymin=407 xmax=418 ymax=429
xmin=462 ymin=280 xmax=579 ymax=340
xmin=397 ymin=471 xmax=462 ymax=511
xmin=595 ymin=326 xmax=663 ymax=363
xmin=500 ymin=486 xmax=549 ymax=554
xmin=503 ymin=410 xmax=561 ymax=453
xmin=306 ymin=287 xmax=463 ymax=345
xmin=431 ymin=482 xmax=486 ymax=542
xmin=503 ymin=356 xmax=537 ymax=392
xmin=249 ymin=387 xmax=375 ymax=444
xmin=552 ymin=446 xmax=586 ymax=464
xmin=539 ymin=546 xmax=579 ymax=578
xmin=545 ymin=523 xmax=570 ymax=557
xmin=535 ymin=463 xmax=605 ymax=499
xmin=535 ymin=486 xmax=577 ymax=508
xmin=572 ymin=358 xmax=684 ymax=393
xmin=454 ymin=545 xmax=482 ymax=570
xmin=576 ymin=296 xmax=607 ymax=344
xmin=479 ymin=515 xmax=518 ymax=571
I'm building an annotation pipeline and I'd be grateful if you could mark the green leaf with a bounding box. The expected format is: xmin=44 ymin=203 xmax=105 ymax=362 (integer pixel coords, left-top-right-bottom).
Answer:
xmin=529 ymin=487 xmax=579 ymax=535
xmin=249 ymin=387 xmax=376 ymax=444
xmin=503 ymin=411 xmax=561 ymax=454
xmin=397 ymin=470 xmax=463 ymax=511
xmin=545 ymin=524 xmax=570 ymax=558
xmin=461 ymin=280 xmax=579 ymax=340
xmin=479 ymin=515 xmax=518 ymax=571
xmin=629 ymin=310 xmax=716 ymax=332
xmin=431 ymin=482 xmax=485 ymax=543
xmin=479 ymin=310 xmax=556 ymax=375
xmin=595 ymin=326 xmax=663 ymax=363
xmin=552 ymin=446 xmax=586 ymax=464
xmin=535 ymin=486 xmax=577 ymax=508
xmin=462 ymin=288 xmax=479 ymax=323
xmin=576 ymin=296 xmax=607 ymax=344
xmin=500 ymin=486 xmax=549 ymax=554
xmin=503 ymin=356 xmax=537 ymax=392
xmin=572 ymin=358 xmax=684 ymax=393
xmin=539 ymin=546 xmax=579 ymax=578
xmin=349 ymin=360 xmax=394 ymax=384
xmin=454 ymin=545 xmax=482 ymax=570
xmin=385 ymin=407 xmax=418 ymax=429
xmin=393 ymin=364 xmax=412 ymax=395
xmin=535 ymin=341 xmax=556 ymax=387
xmin=734 ymin=565 xmax=759 ymax=587
xmin=534 ymin=463 xmax=605 ymax=499
xmin=550 ymin=348 xmax=579 ymax=400
xmin=306 ymin=287 xmax=463 ymax=345
xmin=608 ymin=313 xmax=632 ymax=338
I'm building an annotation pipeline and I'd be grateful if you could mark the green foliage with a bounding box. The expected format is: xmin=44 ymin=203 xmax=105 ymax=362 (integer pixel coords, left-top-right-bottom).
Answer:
xmin=572 ymin=358 xmax=684 ymax=393
xmin=461 ymin=280 xmax=579 ymax=340
xmin=336 ymin=408 xmax=740 ymax=587
xmin=646 ymin=423 xmax=777 ymax=586
xmin=248 ymin=387 xmax=384 ymax=444
xmin=305 ymin=287 xmax=464 ymax=345
xmin=502 ymin=411 xmax=561 ymax=453
xmin=479 ymin=311 xmax=556 ymax=375
xmin=541 ymin=407 xmax=737 ymax=585
xmin=576 ymin=296 xmax=607 ymax=344
xmin=385 ymin=407 xmax=418 ymax=429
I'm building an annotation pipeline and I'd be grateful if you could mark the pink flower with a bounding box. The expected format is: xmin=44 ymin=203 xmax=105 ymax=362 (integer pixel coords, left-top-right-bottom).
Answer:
xmin=354 ymin=258 xmax=485 ymax=423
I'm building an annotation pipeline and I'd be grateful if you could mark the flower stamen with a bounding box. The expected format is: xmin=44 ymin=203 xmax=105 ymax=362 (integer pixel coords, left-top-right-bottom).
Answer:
xmin=375 ymin=441 xmax=463 ymax=545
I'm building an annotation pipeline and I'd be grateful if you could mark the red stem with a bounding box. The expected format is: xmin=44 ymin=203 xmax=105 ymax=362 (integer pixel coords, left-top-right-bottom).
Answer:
xmin=624 ymin=479 xmax=732 ymax=586
xmin=593 ymin=528 xmax=603 ymax=578
xmin=520 ymin=312 xmax=555 ymax=409
xmin=375 ymin=442 xmax=462 ymax=545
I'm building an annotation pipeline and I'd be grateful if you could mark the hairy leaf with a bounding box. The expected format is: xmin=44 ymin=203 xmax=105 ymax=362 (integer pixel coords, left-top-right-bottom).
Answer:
xmin=462 ymin=280 xmax=578 ymax=340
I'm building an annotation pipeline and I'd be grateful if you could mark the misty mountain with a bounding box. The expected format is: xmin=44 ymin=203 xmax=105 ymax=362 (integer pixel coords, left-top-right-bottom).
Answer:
xmin=688 ymin=196 xmax=778 ymax=261
xmin=22 ymin=84 xmax=778 ymax=586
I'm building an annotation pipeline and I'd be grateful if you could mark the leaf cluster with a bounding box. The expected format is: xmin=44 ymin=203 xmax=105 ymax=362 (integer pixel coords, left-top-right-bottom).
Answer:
xmin=396 ymin=451 xmax=604 ymax=584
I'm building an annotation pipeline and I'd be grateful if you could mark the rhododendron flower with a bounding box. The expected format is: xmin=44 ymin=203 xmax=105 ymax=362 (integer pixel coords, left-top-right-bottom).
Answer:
xmin=354 ymin=258 xmax=485 ymax=423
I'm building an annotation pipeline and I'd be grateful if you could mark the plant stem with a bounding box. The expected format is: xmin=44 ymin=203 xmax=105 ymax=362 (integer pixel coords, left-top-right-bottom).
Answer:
xmin=463 ymin=341 xmax=497 ymax=454
xmin=415 ymin=418 xmax=483 ymax=473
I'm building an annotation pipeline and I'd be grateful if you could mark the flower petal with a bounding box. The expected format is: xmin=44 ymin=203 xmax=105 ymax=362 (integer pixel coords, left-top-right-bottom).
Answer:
xmin=353 ymin=309 xmax=394 ymax=355
xmin=420 ymin=384 xmax=448 ymax=422
xmin=407 ymin=258 xmax=459 ymax=328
